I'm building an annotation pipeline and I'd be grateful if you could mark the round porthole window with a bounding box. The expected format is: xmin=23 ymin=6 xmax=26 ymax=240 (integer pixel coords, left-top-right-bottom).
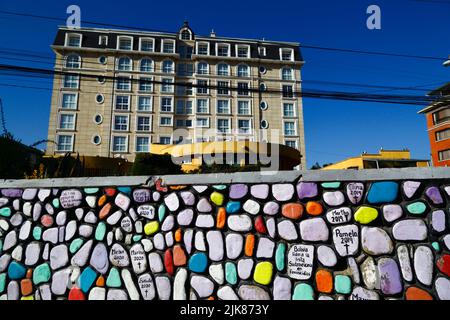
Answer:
xmin=92 ymin=135 xmax=102 ymax=145
xmin=96 ymin=94 xmax=104 ymax=104
xmin=99 ymin=56 xmax=107 ymax=65
xmin=97 ymin=76 xmax=105 ymax=84
xmin=261 ymin=120 xmax=269 ymax=129
xmin=94 ymin=114 xmax=103 ymax=125
xmin=259 ymin=66 xmax=267 ymax=74
xmin=259 ymin=83 xmax=267 ymax=92
xmin=260 ymin=101 xmax=268 ymax=110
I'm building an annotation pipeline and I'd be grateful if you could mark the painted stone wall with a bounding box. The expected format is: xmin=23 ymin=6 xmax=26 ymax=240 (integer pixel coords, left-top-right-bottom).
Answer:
xmin=0 ymin=176 xmax=450 ymax=300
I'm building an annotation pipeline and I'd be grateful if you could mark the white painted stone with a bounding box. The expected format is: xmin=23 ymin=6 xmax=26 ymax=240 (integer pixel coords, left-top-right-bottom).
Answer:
xmin=115 ymin=229 xmax=123 ymax=242
xmin=209 ymin=263 xmax=225 ymax=285
xmin=108 ymin=243 xmax=129 ymax=267
xmin=84 ymin=211 xmax=97 ymax=224
xmin=263 ymin=201 xmax=279 ymax=215
xmin=138 ymin=273 xmax=156 ymax=300
xmin=397 ymin=245 xmax=413 ymax=282
xmin=7 ymin=281 xmax=19 ymax=300
xmin=332 ymin=224 xmax=359 ymax=257
xmin=0 ymin=219 xmax=8 ymax=232
xmin=115 ymin=193 xmax=131 ymax=211
xmin=137 ymin=205 xmax=156 ymax=220
xmin=173 ymin=268 xmax=188 ymax=300
xmin=164 ymin=192 xmax=180 ymax=212
xmin=383 ymin=204 xmax=403 ymax=223
xmin=217 ymin=286 xmax=239 ymax=300
xmin=226 ymin=233 xmax=243 ymax=259
xmin=243 ymin=199 xmax=260 ymax=215
xmin=177 ymin=209 xmax=194 ymax=226
xmin=193 ymin=185 xmax=208 ymax=194
xmin=432 ymin=210 xmax=446 ymax=233
xmin=90 ymin=243 xmax=109 ymax=274
xmin=106 ymin=210 xmax=122 ymax=225
xmin=299 ymin=218 xmax=329 ymax=242
xmin=33 ymin=203 xmax=42 ymax=221
xmin=19 ymin=220 xmax=31 ymax=241
xmin=50 ymin=245 xmax=69 ymax=270
xmin=361 ymin=227 xmax=393 ymax=255
xmin=403 ymin=181 xmax=421 ymax=199
xmin=165 ymin=232 xmax=174 ymax=248
xmin=38 ymin=189 xmax=51 ymax=202
xmin=23 ymin=202 xmax=32 ymax=217
xmin=59 ymin=189 xmax=83 ymax=209
xmin=89 ymin=287 xmax=106 ymax=300
xmin=277 ymin=220 xmax=298 ymax=241
xmin=25 ymin=242 xmax=41 ymax=266
xmin=39 ymin=284 xmax=52 ymax=300
xmin=42 ymin=243 xmax=50 ymax=261
xmin=130 ymin=243 xmax=147 ymax=275
xmin=237 ymin=258 xmax=254 ymax=280
xmin=86 ymin=196 xmax=96 ymax=208
xmin=0 ymin=254 xmax=11 ymax=272
xmin=78 ymin=225 xmax=93 ymax=238
xmin=107 ymin=289 xmax=128 ymax=300
xmin=323 ymin=191 xmax=345 ymax=207
xmin=256 ymin=237 xmax=275 ymax=258
xmin=227 ymin=215 xmax=252 ymax=232
xmin=65 ymin=220 xmax=77 ymax=241
xmin=273 ymin=276 xmax=292 ymax=300
xmin=120 ymin=216 xmax=133 ymax=233
xmin=71 ymin=240 xmax=93 ymax=267
xmin=161 ymin=215 xmax=175 ymax=232
xmin=206 ymin=231 xmax=224 ymax=262
xmin=11 ymin=245 xmax=22 ymax=262
xmin=392 ymin=219 xmax=427 ymax=241
xmin=191 ymin=276 xmax=214 ymax=298
xmin=22 ymin=188 xmax=37 ymax=201
xmin=317 ymin=245 xmax=337 ymax=267
xmin=436 ymin=277 xmax=450 ymax=300
xmin=326 ymin=207 xmax=352 ymax=225
xmin=155 ymin=276 xmax=171 ymax=300
xmin=195 ymin=214 xmax=215 ymax=228
xmin=184 ymin=229 xmax=193 ymax=254
xmin=346 ymin=183 xmax=364 ymax=204
xmin=153 ymin=233 xmax=165 ymax=251
xmin=267 ymin=218 xmax=276 ymax=239
xmin=348 ymin=257 xmax=361 ymax=284
xmin=361 ymin=257 xmax=379 ymax=289
xmin=194 ymin=231 xmax=206 ymax=251
xmin=51 ymin=269 xmax=70 ymax=295
xmin=148 ymin=252 xmax=164 ymax=273
xmin=56 ymin=211 xmax=67 ymax=226
xmin=272 ymin=184 xmax=294 ymax=201
xmin=349 ymin=286 xmax=380 ymax=300
xmin=414 ymin=245 xmax=434 ymax=286
xmin=287 ymin=244 xmax=314 ymax=280
xmin=141 ymin=239 xmax=153 ymax=253
xmin=238 ymin=285 xmax=270 ymax=300
xmin=75 ymin=208 xmax=84 ymax=221
xmin=3 ymin=230 xmax=17 ymax=251
xmin=121 ymin=269 xmax=140 ymax=300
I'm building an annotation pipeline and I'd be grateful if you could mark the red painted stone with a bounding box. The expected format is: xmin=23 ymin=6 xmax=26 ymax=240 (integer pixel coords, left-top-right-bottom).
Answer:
xmin=104 ymin=188 xmax=117 ymax=197
xmin=437 ymin=254 xmax=450 ymax=277
xmin=255 ymin=216 xmax=267 ymax=234
xmin=164 ymin=249 xmax=174 ymax=276
xmin=68 ymin=287 xmax=85 ymax=300
xmin=156 ymin=179 xmax=168 ymax=193
xmin=173 ymin=245 xmax=187 ymax=267
xmin=40 ymin=215 xmax=54 ymax=228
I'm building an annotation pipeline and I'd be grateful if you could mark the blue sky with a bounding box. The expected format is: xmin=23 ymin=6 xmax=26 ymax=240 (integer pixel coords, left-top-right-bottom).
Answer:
xmin=0 ymin=0 xmax=449 ymax=168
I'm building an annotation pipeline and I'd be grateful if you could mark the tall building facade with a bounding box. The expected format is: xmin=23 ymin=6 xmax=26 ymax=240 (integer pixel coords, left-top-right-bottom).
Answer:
xmin=46 ymin=22 xmax=306 ymax=169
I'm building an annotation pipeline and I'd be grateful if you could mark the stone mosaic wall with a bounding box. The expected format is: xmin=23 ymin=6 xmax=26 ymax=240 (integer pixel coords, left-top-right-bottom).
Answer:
xmin=0 ymin=177 xmax=450 ymax=300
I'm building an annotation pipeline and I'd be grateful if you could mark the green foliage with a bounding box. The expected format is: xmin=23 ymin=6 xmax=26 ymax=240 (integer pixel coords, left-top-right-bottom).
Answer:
xmin=130 ymin=153 xmax=183 ymax=176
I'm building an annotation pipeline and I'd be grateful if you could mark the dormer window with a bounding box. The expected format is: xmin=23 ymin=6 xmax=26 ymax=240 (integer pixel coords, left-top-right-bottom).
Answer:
xmin=197 ymin=42 xmax=209 ymax=55
xmin=217 ymin=44 xmax=230 ymax=57
xmin=140 ymin=38 xmax=154 ymax=52
xmin=66 ymin=33 xmax=82 ymax=47
xmin=118 ymin=36 xmax=133 ymax=51
xmin=236 ymin=45 xmax=250 ymax=58
xmin=181 ymin=30 xmax=192 ymax=40
xmin=99 ymin=35 xmax=108 ymax=46
xmin=162 ymin=39 xmax=175 ymax=53
xmin=258 ymin=46 xmax=266 ymax=57
xmin=280 ymin=48 xmax=294 ymax=61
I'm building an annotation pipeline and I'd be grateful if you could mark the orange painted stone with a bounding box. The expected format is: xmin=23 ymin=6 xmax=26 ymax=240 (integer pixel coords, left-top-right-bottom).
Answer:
xmin=315 ymin=269 xmax=333 ymax=293
xmin=99 ymin=203 xmax=112 ymax=219
xmin=104 ymin=188 xmax=117 ymax=197
xmin=175 ymin=228 xmax=182 ymax=242
xmin=68 ymin=287 xmax=85 ymax=300
xmin=217 ymin=208 xmax=226 ymax=229
xmin=207 ymin=296 xmax=215 ymax=300
xmin=26 ymin=269 xmax=33 ymax=279
xmin=21 ymin=279 xmax=33 ymax=296
xmin=164 ymin=249 xmax=174 ymax=276
xmin=96 ymin=275 xmax=105 ymax=287
xmin=170 ymin=185 xmax=187 ymax=191
xmin=98 ymin=195 xmax=108 ymax=206
xmin=282 ymin=203 xmax=303 ymax=220
xmin=173 ymin=245 xmax=187 ymax=267
xmin=405 ymin=287 xmax=433 ymax=300
xmin=245 ymin=234 xmax=255 ymax=257
xmin=306 ymin=202 xmax=323 ymax=216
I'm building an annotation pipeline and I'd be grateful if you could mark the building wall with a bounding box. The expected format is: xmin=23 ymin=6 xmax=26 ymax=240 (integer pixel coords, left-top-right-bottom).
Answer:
xmin=426 ymin=111 xmax=450 ymax=167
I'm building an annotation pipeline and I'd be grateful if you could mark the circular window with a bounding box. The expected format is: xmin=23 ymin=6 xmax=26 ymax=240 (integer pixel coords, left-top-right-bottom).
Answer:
xmin=260 ymin=101 xmax=268 ymax=110
xmin=98 ymin=76 xmax=105 ymax=84
xmin=259 ymin=66 xmax=267 ymax=74
xmin=92 ymin=135 xmax=102 ymax=145
xmin=94 ymin=114 xmax=103 ymax=125
xmin=259 ymin=83 xmax=267 ymax=92
xmin=99 ymin=56 xmax=107 ymax=65
xmin=261 ymin=120 xmax=269 ymax=129
xmin=96 ymin=94 xmax=104 ymax=104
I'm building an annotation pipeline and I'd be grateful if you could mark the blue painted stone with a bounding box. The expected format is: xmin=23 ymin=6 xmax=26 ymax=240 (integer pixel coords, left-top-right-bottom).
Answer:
xmin=367 ymin=182 xmax=399 ymax=204
xmin=8 ymin=261 xmax=26 ymax=280
xmin=226 ymin=202 xmax=241 ymax=214
xmin=188 ymin=253 xmax=208 ymax=273
xmin=0 ymin=273 xmax=5 ymax=293
xmin=117 ymin=187 xmax=132 ymax=195
xmin=79 ymin=267 xmax=97 ymax=293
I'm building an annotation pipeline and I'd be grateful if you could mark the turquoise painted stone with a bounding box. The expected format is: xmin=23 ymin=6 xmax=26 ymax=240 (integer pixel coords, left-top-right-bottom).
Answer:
xmin=106 ymin=267 xmax=121 ymax=288
xmin=0 ymin=207 xmax=11 ymax=217
xmin=276 ymin=243 xmax=286 ymax=272
xmin=52 ymin=198 xmax=60 ymax=208
xmin=367 ymin=182 xmax=399 ymax=204
xmin=226 ymin=201 xmax=241 ymax=214
xmin=225 ymin=262 xmax=237 ymax=285
xmin=321 ymin=182 xmax=341 ymax=189
xmin=0 ymin=239 xmax=3 ymax=253
xmin=158 ymin=205 xmax=166 ymax=222
xmin=133 ymin=235 xmax=142 ymax=242
xmin=432 ymin=242 xmax=441 ymax=252
xmin=95 ymin=222 xmax=106 ymax=241
xmin=188 ymin=253 xmax=208 ymax=273
xmin=0 ymin=273 xmax=5 ymax=293
xmin=79 ymin=267 xmax=97 ymax=293
xmin=407 ymin=202 xmax=427 ymax=215
xmin=213 ymin=185 xmax=227 ymax=190
xmin=118 ymin=187 xmax=132 ymax=194
xmin=33 ymin=263 xmax=51 ymax=285
xmin=70 ymin=238 xmax=84 ymax=254
xmin=84 ymin=188 xmax=99 ymax=194
xmin=293 ymin=283 xmax=314 ymax=300
xmin=8 ymin=261 xmax=26 ymax=280
xmin=335 ymin=275 xmax=352 ymax=294
xmin=32 ymin=226 xmax=42 ymax=240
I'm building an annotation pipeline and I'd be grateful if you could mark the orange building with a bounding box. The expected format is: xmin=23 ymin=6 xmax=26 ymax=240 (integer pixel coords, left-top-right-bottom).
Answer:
xmin=418 ymin=83 xmax=450 ymax=167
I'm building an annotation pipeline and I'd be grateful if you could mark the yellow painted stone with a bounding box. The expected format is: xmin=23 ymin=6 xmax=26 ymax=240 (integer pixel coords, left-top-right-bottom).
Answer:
xmin=21 ymin=296 xmax=34 ymax=300
xmin=253 ymin=262 xmax=273 ymax=285
xmin=144 ymin=221 xmax=159 ymax=235
xmin=210 ymin=192 xmax=225 ymax=206
xmin=354 ymin=206 xmax=378 ymax=224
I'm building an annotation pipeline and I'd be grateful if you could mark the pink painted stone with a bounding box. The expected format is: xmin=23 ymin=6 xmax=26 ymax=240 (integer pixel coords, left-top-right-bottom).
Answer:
xmin=229 ymin=184 xmax=248 ymax=200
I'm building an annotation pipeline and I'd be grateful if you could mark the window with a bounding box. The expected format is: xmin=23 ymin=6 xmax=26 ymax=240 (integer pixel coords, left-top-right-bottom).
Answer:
xmin=118 ymin=36 xmax=133 ymax=51
xmin=136 ymin=137 xmax=150 ymax=152
xmin=92 ymin=135 xmax=102 ymax=145
xmin=217 ymin=44 xmax=230 ymax=57
xmin=260 ymin=101 xmax=268 ymax=111
xmin=285 ymin=140 xmax=297 ymax=149
xmin=197 ymin=80 xmax=208 ymax=94
xmin=61 ymin=93 xmax=77 ymax=109
xmin=66 ymin=34 xmax=81 ymax=47
xmin=283 ymin=103 xmax=295 ymax=117
xmin=217 ymin=81 xmax=229 ymax=95
xmin=282 ymin=85 xmax=294 ymax=98
xmin=159 ymin=136 xmax=171 ymax=145
xmin=96 ymin=94 xmax=104 ymax=104
xmin=436 ymin=128 xmax=450 ymax=141
xmin=161 ymin=97 xmax=173 ymax=112
xmin=66 ymin=55 xmax=81 ymax=69
xmin=258 ymin=46 xmax=266 ymax=56
xmin=280 ymin=48 xmax=294 ymax=61
xmin=217 ymin=100 xmax=230 ymax=114
xmin=181 ymin=30 xmax=192 ymax=40
xmin=179 ymin=45 xmax=193 ymax=59
xmin=99 ymin=35 xmax=108 ymax=46
xmin=140 ymin=38 xmax=154 ymax=52
xmin=237 ymin=82 xmax=249 ymax=96
xmin=139 ymin=77 xmax=153 ymax=92
xmin=438 ymin=149 xmax=450 ymax=161
xmin=63 ymin=74 xmax=79 ymax=89
xmin=176 ymin=119 xmax=193 ymax=128
xmin=160 ymin=116 xmax=173 ymax=126
xmin=140 ymin=58 xmax=154 ymax=72
xmin=97 ymin=76 xmax=105 ymax=84
xmin=217 ymin=119 xmax=230 ymax=133
xmin=117 ymin=57 xmax=132 ymax=71
xmin=116 ymin=77 xmax=131 ymax=91
xmin=162 ymin=40 xmax=175 ymax=53
xmin=59 ymin=114 xmax=76 ymax=130
xmin=115 ymin=96 xmax=130 ymax=111
xmin=161 ymin=78 xmax=174 ymax=93
xmin=196 ymin=118 xmax=209 ymax=128
xmin=99 ymin=56 xmax=107 ymax=65
xmin=197 ymin=99 xmax=209 ymax=113
xmin=284 ymin=121 xmax=296 ymax=136
xmin=238 ymin=100 xmax=250 ymax=115
xmin=197 ymin=43 xmax=209 ymax=55
xmin=433 ymin=109 xmax=450 ymax=125
xmin=237 ymin=45 xmax=249 ymax=58
xmin=114 ymin=115 xmax=129 ymax=131
xmin=177 ymin=63 xmax=194 ymax=76
xmin=162 ymin=60 xmax=175 ymax=73
xmin=176 ymin=83 xmax=193 ymax=96
xmin=282 ymin=67 xmax=294 ymax=80
xmin=112 ymin=136 xmax=127 ymax=152
xmin=94 ymin=114 xmax=103 ymax=125
xmin=176 ymin=100 xmax=193 ymax=115
xmin=238 ymin=119 xmax=251 ymax=134
xmin=56 ymin=135 xmax=73 ymax=152
xmin=217 ymin=63 xmax=229 ymax=76
xmin=237 ymin=64 xmax=249 ymax=77
xmin=197 ymin=62 xmax=209 ymax=75
xmin=259 ymin=66 xmax=267 ymax=74
xmin=137 ymin=96 xmax=152 ymax=112
xmin=261 ymin=120 xmax=269 ymax=129
xmin=259 ymin=83 xmax=267 ymax=92
xmin=137 ymin=116 xmax=151 ymax=131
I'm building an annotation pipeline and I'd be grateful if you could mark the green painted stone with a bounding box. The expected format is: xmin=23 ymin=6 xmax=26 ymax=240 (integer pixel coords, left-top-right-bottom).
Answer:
xmin=106 ymin=267 xmax=121 ymax=288
xmin=0 ymin=273 xmax=5 ymax=293
xmin=335 ymin=275 xmax=352 ymax=294
xmin=70 ymin=238 xmax=84 ymax=254
xmin=84 ymin=188 xmax=99 ymax=195
xmin=225 ymin=262 xmax=237 ymax=285
xmin=33 ymin=263 xmax=51 ymax=285
xmin=407 ymin=202 xmax=427 ymax=215
xmin=95 ymin=222 xmax=106 ymax=241
xmin=321 ymin=182 xmax=341 ymax=189
xmin=52 ymin=198 xmax=60 ymax=209
xmin=32 ymin=226 xmax=42 ymax=240
xmin=0 ymin=239 xmax=3 ymax=253
xmin=432 ymin=242 xmax=441 ymax=252
xmin=133 ymin=235 xmax=142 ymax=242
xmin=0 ymin=207 xmax=11 ymax=217
xmin=293 ymin=283 xmax=314 ymax=300
xmin=210 ymin=192 xmax=225 ymax=206
xmin=354 ymin=206 xmax=378 ymax=224
xmin=158 ymin=205 xmax=166 ymax=222
xmin=213 ymin=185 xmax=227 ymax=190
xmin=276 ymin=243 xmax=286 ymax=272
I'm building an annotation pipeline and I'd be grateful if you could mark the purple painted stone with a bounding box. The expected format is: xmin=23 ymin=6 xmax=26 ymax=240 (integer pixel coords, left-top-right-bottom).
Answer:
xmin=378 ymin=258 xmax=402 ymax=295
xmin=425 ymin=186 xmax=444 ymax=205
xmin=229 ymin=184 xmax=248 ymax=200
xmin=296 ymin=182 xmax=318 ymax=200
xmin=432 ymin=210 xmax=446 ymax=233
xmin=250 ymin=184 xmax=269 ymax=200
xmin=180 ymin=191 xmax=195 ymax=206
xmin=132 ymin=189 xmax=152 ymax=203
xmin=1 ymin=189 xmax=23 ymax=198
xmin=403 ymin=181 xmax=421 ymax=199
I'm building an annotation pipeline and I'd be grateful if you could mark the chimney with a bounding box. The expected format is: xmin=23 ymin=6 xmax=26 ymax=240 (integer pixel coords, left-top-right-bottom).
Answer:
xmin=210 ymin=29 xmax=216 ymax=38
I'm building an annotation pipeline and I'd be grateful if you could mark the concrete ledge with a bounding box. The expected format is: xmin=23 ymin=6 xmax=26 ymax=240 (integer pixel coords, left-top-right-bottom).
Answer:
xmin=0 ymin=167 xmax=449 ymax=188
